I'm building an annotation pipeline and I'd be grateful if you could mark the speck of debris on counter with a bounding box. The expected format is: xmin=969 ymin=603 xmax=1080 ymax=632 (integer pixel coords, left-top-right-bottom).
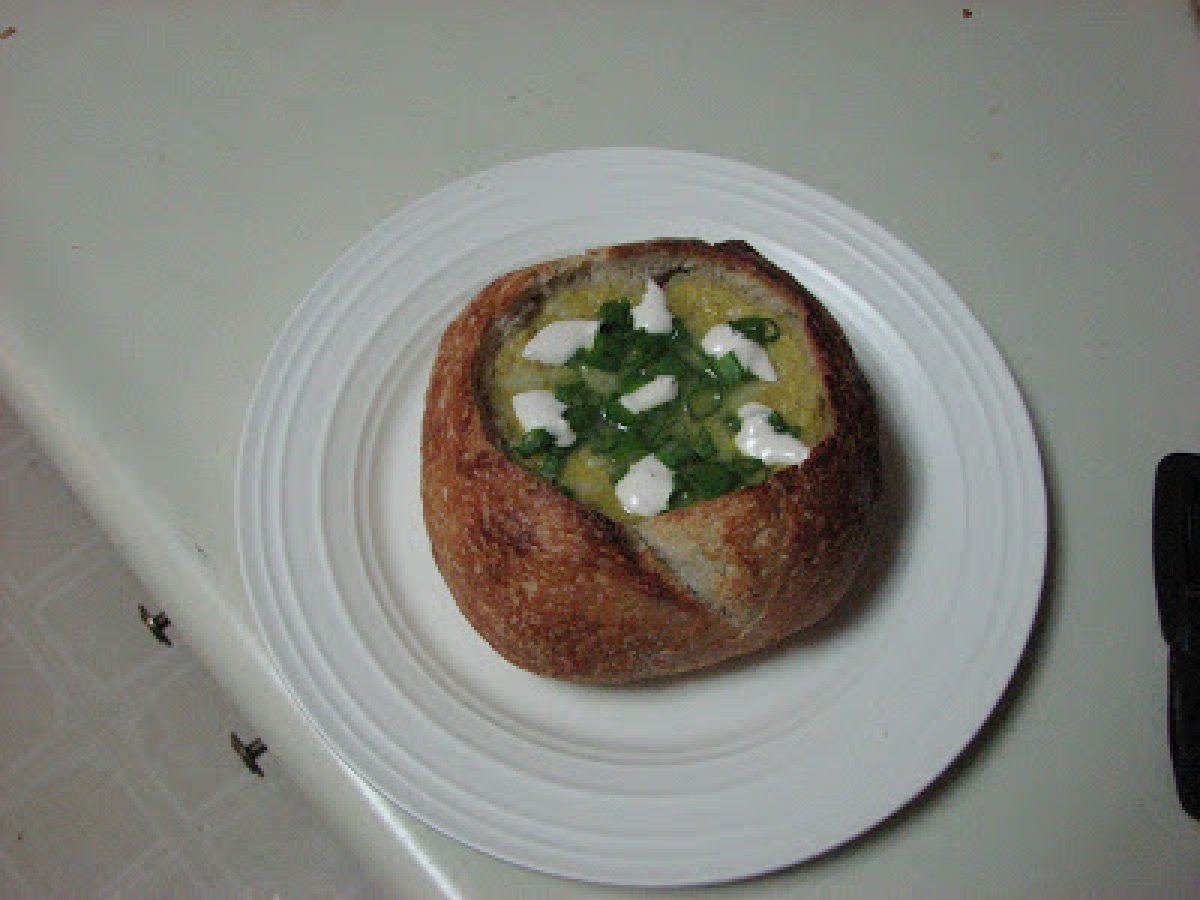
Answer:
xmin=0 ymin=26 xmax=17 ymax=39
xmin=962 ymin=8 xmax=974 ymax=18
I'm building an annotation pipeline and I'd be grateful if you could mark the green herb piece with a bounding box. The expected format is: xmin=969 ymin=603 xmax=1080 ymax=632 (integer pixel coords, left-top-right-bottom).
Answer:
xmin=668 ymin=487 xmax=697 ymax=510
xmin=514 ymin=428 xmax=555 ymax=457
xmin=617 ymin=370 xmax=655 ymax=395
xmin=693 ymin=427 xmax=718 ymax=459
xmin=624 ymin=332 xmax=670 ymax=370
xmin=645 ymin=350 xmax=691 ymax=379
xmin=712 ymin=350 xmax=749 ymax=386
xmin=588 ymin=424 xmax=621 ymax=453
xmin=639 ymin=407 xmax=676 ymax=449
xmin=562 ymin=402 xmax=598 ymax=434
xmin=584 ymin=329 xmax=627 ymax=371
xmin=538 ymin=450 xmax=569 ymax=481
xmin=681 ymin=460 xmax=740 ymax=499
xmin=767 ymin=410 xmax=803 ymax=438
xmin=670 ymin=316 xmax=691 ymax=343
xmin=554 ymin=379 xmax=591 ymax=405
xmin=654 ymin=438 xmax=695 ymax=469
xmin=674 ymin=343 xmax=713 ymax=375
xmin=730 ymin=316 xmax=781 ymax=344
xmin=602 ymin=395 xmax=638 ymax=428
xmin=685 ymin=381 xmax=723 ymax=419
xmin=731 ymin=456 xmax=767 ymax=485
xmin=609 ymin=430 xmax=648 ymax=480
xmin=597 ymin=298 xmax=633 ymax=330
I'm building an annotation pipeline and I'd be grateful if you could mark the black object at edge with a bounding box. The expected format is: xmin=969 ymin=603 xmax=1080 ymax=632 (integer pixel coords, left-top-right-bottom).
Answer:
xmin=1153 ymin=453 xmax=1200 ymax=819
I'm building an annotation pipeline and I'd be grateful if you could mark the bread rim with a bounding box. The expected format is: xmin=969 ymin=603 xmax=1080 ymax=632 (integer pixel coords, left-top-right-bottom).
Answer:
xmin=421 ymin=238 xmax=882 ymax=684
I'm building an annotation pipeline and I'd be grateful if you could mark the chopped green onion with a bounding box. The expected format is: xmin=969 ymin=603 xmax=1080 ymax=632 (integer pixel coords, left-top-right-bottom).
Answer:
xmin=538 ymin=450 xmax=569 ymax=481
xmin=712 ymin=351 xmax=748 ymax=386
xmin=654 ymin=437 xmax=695 ymax=469
xmin=730 ymin=316 xmax=781 ymax=344
xmin=675 ymin=343 xmax=713 ymax=374
xmin=669 ymin=316 xmax=691 ymax=343
xmin=602 ymin=395 xmax=638 ymax=427
xmin=685 ymin=381 xmax=723 ymax=419
xmin=584 ymin=330 xmax=626 ymax=371
xmin=514 ymin=428 xmax=554 ymax=457
xmin=617 ymin=370 xmax=654 ymax=395
xmin=668 ymin=487 xmax=697 ymax=510
xmin=623 ymin=332 xmax=670 ymax=370
xmin=646 ymin=351 xmax=690 ymax=379
xmin=639 ymin=409 xmax=675 ymax=449
xmin=683 ymin=461 xmax=740 ymax=499
xmin=731 ymin=457 xmax=766 ymax=484
xmin=597 ymin=299 xmax=633 ymax=330
xmin=767 ymin=410 xmax=803 ymax=438
xmin=562 ymin=402 xmax=598 ymax=434
xmin=509 ymin=299 xmax=794 ymax=512
xmin=554 ymin=379 xmax=591 ymax=405
xmin=609 ymin=430 xmax=648 ymax=480
xmin=588 ymin=424 xmax=620 ymax=453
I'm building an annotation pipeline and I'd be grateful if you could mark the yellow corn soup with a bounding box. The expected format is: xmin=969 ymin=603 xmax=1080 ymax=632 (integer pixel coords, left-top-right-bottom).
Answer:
xmin=488 ymin=273 xmax=830 ymax=521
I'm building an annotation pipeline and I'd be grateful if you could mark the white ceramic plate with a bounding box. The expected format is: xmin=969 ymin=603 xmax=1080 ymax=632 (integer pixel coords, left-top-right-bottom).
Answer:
xmin=237 ymin=148 xmax=1045 ymax=887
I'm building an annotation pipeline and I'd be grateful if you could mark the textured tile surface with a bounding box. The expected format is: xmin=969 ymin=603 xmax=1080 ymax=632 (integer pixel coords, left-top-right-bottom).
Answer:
xmin=0 ymin=398 xmax=380 ymax=897
xmin=0 ymin=446 xmax=97 ymax=589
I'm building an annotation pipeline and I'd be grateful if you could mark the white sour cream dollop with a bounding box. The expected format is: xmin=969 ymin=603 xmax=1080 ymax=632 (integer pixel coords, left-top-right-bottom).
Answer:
xmin=618 ymin=374 xmax=678 ymax=414
xmin=632 ymin=279 xmax=673 ymax=334
xmin=701 ymin=324 xmax=777 ymax=382
xmin=735 ymin=402 xmax=809 ymax=466
xmin=522 ymin=320 xmax=601 ymax=365
xmin=512 ymin=390 xmax=576 ymax=447
xmin=615 ymin=454 xmax=674 ymax=517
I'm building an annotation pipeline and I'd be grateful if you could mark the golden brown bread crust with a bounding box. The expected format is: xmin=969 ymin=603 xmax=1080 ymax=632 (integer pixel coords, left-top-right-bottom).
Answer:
xmin=421 ymin=239 xmax=881 ymax=683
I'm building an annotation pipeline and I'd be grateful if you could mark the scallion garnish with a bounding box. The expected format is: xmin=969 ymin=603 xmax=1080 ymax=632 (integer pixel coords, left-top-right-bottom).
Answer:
xmin=554 ymin=379 xmax=591 ymax=405
xmin=584 ymin=329 xmax=626 ymax=371
xmin=511 ymin=286 xmax=795 ymax=512
xmin=686 ymin=381 xmax=723 ymax=419
xmin=623 ymin=331 xmax=670 ymax=370
xmin=654 ymin=437 xmax=695 ymax=469
xmin=683 ymin=461 xmax=740 ymax=499
xmin=712 ymin=350 xmax=749 ymax=386
xmin=597 ymin=298 xmax=633 ymax=330
xmin=602 ymin=395 xmax=638 ymax=427
xmin=732 ymin=457 xmax=766 ymax=484
xmin=608 ymin=430 xmax=648 ymax=481
xmin=730 ymin=316 xmax=781 ymax=344
xmin=617 ymin=370 xmax=654 ymax=395
xmin=646 ymin=351 xmax=690 ymax=379
xmin=538 ymin=449 xmax=569 ymax=481
xmin=562 ymin=402 xmax=598 ymax=434
xmin=514 ymin=428 xmax=555 ymax=457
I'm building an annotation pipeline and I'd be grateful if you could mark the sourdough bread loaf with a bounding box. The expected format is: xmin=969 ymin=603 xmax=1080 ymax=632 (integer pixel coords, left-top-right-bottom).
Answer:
xmin=421 ymin=239 xmax=881 ymax=683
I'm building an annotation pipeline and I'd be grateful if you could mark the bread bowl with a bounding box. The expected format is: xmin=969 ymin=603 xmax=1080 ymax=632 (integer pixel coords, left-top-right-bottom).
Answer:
xmin=421 ymin=238 xmax=881 ymax=684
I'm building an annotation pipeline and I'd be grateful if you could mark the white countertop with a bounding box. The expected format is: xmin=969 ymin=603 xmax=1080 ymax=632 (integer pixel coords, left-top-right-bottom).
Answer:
xmin=2 ymin=3 xmax=1197 ymax=895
